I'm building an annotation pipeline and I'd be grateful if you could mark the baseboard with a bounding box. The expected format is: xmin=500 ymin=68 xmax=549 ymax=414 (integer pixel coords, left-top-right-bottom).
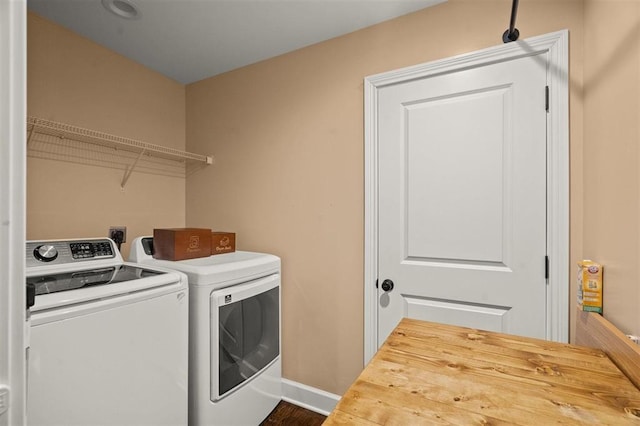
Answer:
xmin=281 ymin=378 xmax=341 ymax=416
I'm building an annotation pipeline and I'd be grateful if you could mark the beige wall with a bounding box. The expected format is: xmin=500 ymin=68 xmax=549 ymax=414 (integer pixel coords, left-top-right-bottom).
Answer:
xmin=186 ymin=0 xmax=585 ymax=394
xmin=27 ymin=13 xmax=187 ymax=258
xmin=583 ymin=1 xmax=640 ymax=335
xmin=28 ymin=0 xmax=640 ymax=399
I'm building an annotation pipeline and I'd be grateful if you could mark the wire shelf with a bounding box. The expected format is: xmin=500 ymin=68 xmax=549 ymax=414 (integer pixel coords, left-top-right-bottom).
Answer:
xmin=26 ymin=116 xmax=213 ymax=187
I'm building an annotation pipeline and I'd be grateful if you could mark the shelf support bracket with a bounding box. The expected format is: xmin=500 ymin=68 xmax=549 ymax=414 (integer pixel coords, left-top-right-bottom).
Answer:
xmin=27 ymin=125 xmax=35 ymax=146
xmin=121 ymin=148 xmax=146 ymax=189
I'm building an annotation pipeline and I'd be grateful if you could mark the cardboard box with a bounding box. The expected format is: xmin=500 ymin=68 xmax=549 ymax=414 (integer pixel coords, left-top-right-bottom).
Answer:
xmin=577 ymin=260 xmax=603 ymax=314
xmin=153 ymin=228 xmax=212 ymax=261
xmin=211 ymin=232 xmax=235 ymax=255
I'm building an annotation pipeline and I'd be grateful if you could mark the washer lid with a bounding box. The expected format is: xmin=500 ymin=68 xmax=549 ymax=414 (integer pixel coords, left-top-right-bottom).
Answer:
xmin=129 ymin=237 xmax=280 ymax=286
xmin=28 ymin=264 xmax=166 ymax=296
xmin=29 ymin=263 xmax=186 ymax=312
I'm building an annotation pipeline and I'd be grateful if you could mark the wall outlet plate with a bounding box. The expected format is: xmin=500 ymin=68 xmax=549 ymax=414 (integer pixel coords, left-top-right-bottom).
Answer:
xmin=109 ymin=226 xmax=127 ymax=243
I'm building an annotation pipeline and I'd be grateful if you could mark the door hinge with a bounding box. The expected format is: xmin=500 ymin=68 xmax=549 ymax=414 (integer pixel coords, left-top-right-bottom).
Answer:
xmin=545 ymin=255 xmax=550 ymax=280
xmin=545 ymin=86 xmax=550 ymax=112
xmin=0 ymin=385 xmax=9 ymax=416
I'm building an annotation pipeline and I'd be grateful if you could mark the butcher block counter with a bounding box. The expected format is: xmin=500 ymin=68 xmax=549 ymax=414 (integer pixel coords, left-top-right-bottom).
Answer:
xmin=324 ymin=318 xmax=640 ymax=425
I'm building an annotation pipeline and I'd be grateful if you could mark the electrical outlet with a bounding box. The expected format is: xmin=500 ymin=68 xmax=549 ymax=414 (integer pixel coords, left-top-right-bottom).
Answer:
xmin=626 ymin=334 xmax=640 ymax=345
xmin=109 ymin=226 xmax=127 ymax=243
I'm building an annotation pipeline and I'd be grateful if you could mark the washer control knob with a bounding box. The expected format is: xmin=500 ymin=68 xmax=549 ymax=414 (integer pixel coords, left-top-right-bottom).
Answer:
xmin=34 ymin=245 xmax=58 ymax=262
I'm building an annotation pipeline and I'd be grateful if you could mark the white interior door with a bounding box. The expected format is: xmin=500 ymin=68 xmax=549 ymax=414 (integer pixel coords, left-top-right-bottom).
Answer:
xmin=378 ymin=53 xmax=547 ymax=345
xmin=364 ymin=32 xmax=569 ymax=359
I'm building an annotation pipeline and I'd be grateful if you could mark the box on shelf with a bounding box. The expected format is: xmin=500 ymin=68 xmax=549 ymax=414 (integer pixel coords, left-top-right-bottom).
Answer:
xmin=211 ymin=232 xmax=236 ymax=255
xmin=153 ymin=228 xmax=212 ymax=261
xmin=577 ymin=260 xmax=603 ymax=314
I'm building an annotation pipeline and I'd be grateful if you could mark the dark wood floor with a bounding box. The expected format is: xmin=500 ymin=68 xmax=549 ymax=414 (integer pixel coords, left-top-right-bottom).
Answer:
xmin=260 ymin=400 xmax=326 ymax=426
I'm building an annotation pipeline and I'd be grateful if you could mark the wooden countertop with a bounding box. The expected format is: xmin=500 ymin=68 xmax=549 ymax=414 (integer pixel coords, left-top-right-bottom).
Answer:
xmin=324 ymin=318 xmax=640 ymax=425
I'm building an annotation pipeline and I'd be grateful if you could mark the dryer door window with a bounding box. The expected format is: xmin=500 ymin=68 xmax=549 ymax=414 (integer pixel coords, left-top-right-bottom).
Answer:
xmin=211 ymin=275 xmax=280 ymax=400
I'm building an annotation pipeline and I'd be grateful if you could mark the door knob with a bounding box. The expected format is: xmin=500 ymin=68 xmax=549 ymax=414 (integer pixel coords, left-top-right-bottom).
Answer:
xmin=381 ymin=279 xmax=394 ymax=292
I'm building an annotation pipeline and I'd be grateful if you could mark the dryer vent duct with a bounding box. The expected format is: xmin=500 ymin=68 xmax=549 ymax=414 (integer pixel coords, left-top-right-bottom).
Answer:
xmin=503 ymin=0 xmax=520 ymax=43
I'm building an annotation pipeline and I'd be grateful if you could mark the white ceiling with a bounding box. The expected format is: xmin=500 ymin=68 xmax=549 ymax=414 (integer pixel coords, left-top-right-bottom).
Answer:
xmin=28 ymin=0 xmax=447 ymax=84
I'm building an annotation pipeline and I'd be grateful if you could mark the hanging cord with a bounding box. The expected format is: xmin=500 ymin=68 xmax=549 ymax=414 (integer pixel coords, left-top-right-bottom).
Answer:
xmin=502 ymin=0 xmax=520 ymax=43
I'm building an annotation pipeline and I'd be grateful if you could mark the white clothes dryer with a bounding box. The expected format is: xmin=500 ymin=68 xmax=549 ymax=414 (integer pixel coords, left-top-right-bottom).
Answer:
xmin=130 ymin=237 xmax=282 ymax=426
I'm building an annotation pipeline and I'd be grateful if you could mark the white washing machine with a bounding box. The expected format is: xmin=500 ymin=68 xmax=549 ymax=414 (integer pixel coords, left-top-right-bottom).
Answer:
xmin=26 ymin=238 xmax=189 ymax=426
xmin=130 ymin=237 xmax=282 ymax=426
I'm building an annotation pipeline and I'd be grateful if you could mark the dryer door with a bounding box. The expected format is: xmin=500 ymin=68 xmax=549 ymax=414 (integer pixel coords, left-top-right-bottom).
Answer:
xmin=210 ymin=274 xmax=280 ymax=401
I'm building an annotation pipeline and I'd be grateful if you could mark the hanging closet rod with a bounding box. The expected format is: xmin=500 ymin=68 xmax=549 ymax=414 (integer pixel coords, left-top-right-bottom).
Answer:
xmin=502 ymin=0 xmax=520 ymax=43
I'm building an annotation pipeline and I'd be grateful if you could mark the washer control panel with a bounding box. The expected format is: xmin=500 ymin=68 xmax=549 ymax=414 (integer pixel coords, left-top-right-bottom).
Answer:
xmin=69 ymin=241 xmax=113 ymax=259
xmin=26 ymin=239 xmax=116 ymax=268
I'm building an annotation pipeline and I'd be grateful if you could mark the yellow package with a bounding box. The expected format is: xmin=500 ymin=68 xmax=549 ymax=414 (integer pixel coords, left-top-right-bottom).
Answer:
xmin=577 ymin=260 xmax=603 ymax=314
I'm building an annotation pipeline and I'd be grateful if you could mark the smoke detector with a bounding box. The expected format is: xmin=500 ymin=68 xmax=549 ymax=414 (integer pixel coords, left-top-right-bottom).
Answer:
xmin=102 ymin=0 xmax=141 ymax=20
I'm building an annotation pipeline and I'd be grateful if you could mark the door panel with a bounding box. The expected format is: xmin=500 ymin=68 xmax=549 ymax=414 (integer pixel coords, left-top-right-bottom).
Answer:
xmin=404 ymin=296 xmax=511 ymax=332
xmin=406 ymin=85 xmax=511 ymax=264
xmin=378 ymin=53 xmax=548 ymax=346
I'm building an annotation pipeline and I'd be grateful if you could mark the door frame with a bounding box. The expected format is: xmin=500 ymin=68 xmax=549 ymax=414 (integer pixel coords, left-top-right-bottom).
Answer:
xmin=364 ymin=30 xmax=569 ymax=363
xmin=0 ymin=0 xmax=27 ymax=424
